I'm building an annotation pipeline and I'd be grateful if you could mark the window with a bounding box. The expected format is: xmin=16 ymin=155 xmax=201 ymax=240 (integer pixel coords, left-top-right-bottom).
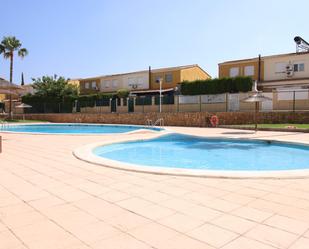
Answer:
xmin=275 ymin=62 xmax=287 ymax=73
xmin=155 ymin=76 xmax=163 ymax=83
xmin=294 ymin=63 xmax=305 ymax=72
xmin=103 ymin=80 xmax=110 ymax=88
xmin=244 ymin=66 xmax=254 ymax=76
xmin=85 ymin=82 xmax=90 ymax=89
xmin=112 ymin=79 xmax=118 ymax=88
xmin=229 ymin=67 xmax=239 ymax=77
xmin=91 ymin=81 xmax=96 ymax=89
xmin=165 ymin=73 xmax=173 ymax=83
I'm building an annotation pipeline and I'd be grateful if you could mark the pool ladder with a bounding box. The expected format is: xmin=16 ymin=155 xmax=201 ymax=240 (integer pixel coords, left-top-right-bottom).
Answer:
xmin=0 ymin=121 xmax=8 ymax=130
xmin=146 ymin=118 xmax=164 ymax=127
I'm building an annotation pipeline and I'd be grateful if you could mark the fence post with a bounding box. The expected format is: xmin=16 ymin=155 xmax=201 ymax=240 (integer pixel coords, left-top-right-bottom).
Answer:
xmin=177 ymin=95 xmax=180 ymax=112
xmin=199 ymin=95 xmax=202 ymax=112
xmin=293 ymin=91 xmax=296 ymax=112
xmin=225 ymin=93 xmax=229 ymax=112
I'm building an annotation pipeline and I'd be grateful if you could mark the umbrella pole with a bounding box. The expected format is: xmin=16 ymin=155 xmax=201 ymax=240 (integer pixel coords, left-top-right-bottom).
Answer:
xmin=255 ymin=102 xmax=258 ymax=131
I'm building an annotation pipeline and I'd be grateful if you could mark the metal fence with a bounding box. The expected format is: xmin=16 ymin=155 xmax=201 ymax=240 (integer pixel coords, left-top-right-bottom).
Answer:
xmin=18 ymin=90 xmax=309 ymax=114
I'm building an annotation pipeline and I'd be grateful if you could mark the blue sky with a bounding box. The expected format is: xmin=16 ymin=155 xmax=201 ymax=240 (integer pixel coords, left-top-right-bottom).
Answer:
xmin=0 ymin=0 xmax=308 ymax=84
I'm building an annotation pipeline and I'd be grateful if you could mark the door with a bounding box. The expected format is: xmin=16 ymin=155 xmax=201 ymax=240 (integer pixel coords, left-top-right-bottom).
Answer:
xmin=111 ymin=98 xmax=117 ymax=113
xmin=228 ymin=94 xmax=239 ymax=111
xmin=128 ymin=98 xmax=134 ymax=113
xmin=261 ymin=93 xmax=273 ymax=111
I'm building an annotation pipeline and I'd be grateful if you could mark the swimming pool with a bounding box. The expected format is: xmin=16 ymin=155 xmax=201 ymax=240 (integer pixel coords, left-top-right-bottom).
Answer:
xmin=93 ymin=133 xmax=309 ymax=171
xmin=0 ymin=124 xmax=162 ymax=134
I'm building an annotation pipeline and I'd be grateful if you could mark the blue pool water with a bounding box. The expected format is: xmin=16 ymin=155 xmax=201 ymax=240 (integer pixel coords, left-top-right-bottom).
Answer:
xmin=0 ymin=124 xmax=161 ymax=134
xmin=94 ymin=134 xmax=309 ymax=171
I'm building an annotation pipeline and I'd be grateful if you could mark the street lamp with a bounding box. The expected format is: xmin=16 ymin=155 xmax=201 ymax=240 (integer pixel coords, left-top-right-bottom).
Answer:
xmin=156 ymin=77 xmax=163 ymax=113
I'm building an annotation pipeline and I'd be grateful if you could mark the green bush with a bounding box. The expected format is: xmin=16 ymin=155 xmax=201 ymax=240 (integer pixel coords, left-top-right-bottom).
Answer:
xmin=116 ymin=88 xmax=130 ymax=98
xmin=180 ymin=76 xmax=253 ymax=95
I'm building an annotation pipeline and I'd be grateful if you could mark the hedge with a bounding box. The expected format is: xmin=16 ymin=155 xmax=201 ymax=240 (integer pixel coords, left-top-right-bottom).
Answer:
xmin=180 ymin=76 xmax=253 ymax=95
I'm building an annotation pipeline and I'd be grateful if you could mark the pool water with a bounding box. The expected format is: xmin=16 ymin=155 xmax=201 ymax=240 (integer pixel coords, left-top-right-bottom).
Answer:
xmin=0 ymin=124 xmax=161 ymax=134
xmin=93 ymin=134 xmax=309 ymax=171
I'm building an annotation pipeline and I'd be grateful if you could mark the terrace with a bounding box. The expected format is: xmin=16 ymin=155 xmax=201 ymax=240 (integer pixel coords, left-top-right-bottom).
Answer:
xmin=1 ymin=127 xmax=309 ymax=249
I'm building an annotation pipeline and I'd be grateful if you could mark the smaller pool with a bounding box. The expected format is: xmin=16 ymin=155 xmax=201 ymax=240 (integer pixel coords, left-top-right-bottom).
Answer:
xmin=93 ymin=134 xmax=309 ymax=171
xmin=0 ymin=124 xmax=162 ymax=134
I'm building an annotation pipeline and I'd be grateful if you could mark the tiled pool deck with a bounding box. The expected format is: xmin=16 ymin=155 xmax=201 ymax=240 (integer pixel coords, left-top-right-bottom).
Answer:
xmin=1 ymin=127 xmax=309 ymax=249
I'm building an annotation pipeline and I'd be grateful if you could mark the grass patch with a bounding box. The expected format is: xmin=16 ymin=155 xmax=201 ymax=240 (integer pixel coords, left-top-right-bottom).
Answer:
xmin=229 ymin=124 xmax=309 ymax=129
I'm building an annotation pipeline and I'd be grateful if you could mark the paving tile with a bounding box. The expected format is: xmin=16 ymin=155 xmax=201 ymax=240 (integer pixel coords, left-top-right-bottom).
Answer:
xmin=105 ymin=211 xmax=151 ymax=231
xmin=98 ymin=190 xmax=131 ymax=203
xmin=221 ymin=236 xmax=277 ymax=249
xmin=69 ymin=221 xmax=121 ymax=244
xmin=181 ymin=204 xmax=223 ymax=222
xmin=131 ymin=204 xmax=175 ymax=220
xmin=91 ymin=233 xmax=152 ymax=249
xmin=211 ymin=213 xmax=257 ymax=234
xmin=188 ymin=223 xmax=238 ymax=248
xmin=0 ymin=230 xmax=23 ymax=249
xmin=1 ymin=211 xmax=47 ymax=229
xmin=289 ymin=237 xmax=309 ymax=249
xmin=116 ymin=197 xmax=153 ymax=211
xmin=128 ymin=222 xmax=181 ymax=248
xmin=263 ymin=214 xmax=309 ymax=235
xmin=27 ymin=196 xmax=66 ymax=210
xmin=245 ymin=224 xmax=298 ymax=248
xmin=163 ymin=234 xmax=216 ymax=249
xmin=231 ymin=206 xmax=273 ymax=222
xmin=158 ymin=212 xmax=204 ymax=233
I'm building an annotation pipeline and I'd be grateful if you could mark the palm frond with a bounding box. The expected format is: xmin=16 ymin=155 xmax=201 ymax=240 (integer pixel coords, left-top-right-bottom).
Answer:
xmin=18 ymin=48 xmax=28 ymax=58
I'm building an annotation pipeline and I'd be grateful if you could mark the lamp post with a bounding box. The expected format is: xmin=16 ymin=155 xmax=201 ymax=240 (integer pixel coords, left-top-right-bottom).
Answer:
xmin=156 ymin=77 xmax=163 ymax=113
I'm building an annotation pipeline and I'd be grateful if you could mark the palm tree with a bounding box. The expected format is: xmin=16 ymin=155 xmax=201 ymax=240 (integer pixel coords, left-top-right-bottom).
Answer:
xmin=0 ymin=36 xmax=28 ymax=118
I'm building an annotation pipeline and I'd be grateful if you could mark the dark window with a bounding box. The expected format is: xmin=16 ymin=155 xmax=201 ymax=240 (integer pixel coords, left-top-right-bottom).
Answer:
xmin=165 ymin=73 xmax=173 ymax=83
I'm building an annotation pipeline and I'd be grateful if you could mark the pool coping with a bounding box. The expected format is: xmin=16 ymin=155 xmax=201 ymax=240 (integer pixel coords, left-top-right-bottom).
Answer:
xmin=73 ymin=130 xmax=309 ymax=179
xmin=0 ymin=123 xmax=163 ymax=136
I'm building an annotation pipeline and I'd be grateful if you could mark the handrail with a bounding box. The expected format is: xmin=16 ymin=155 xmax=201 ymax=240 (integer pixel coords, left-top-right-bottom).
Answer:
xmin=152 ymin=118 xmax=164 ymax=127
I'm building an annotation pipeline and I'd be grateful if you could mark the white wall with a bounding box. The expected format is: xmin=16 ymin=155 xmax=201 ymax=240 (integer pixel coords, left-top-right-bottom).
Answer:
xmin=123 ymin=72 xmax=149 ymax=90
xmin=264 ymin=53 xmax=309 ymax=81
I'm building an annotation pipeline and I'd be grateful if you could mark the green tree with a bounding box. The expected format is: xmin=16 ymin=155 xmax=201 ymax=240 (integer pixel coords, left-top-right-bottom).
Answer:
xmin=0 ymin=36 xmax=28 ymax=118
xmin=32 ymin=75 xmax=78 ymax=98
xmin=0 ymin=36 xmax=28 ymax=83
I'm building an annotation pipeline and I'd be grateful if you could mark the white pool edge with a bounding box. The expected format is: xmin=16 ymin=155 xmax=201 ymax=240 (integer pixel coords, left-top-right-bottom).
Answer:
xmin=73 ymin=131 xmax=309 ymax=179
xmin=0 ymin=123 xmax=163 ymax=136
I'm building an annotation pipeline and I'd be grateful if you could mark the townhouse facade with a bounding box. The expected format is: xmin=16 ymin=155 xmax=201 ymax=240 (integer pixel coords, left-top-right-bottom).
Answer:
xmin=73 ymin=65 xmax=210 ymax=95
xmin=218 ymin=52 xmax=309 ymax=91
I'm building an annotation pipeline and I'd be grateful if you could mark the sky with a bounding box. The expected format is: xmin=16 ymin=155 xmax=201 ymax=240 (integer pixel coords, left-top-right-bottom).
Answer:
xmin=0 ymin=0 xmax=308 ymax=84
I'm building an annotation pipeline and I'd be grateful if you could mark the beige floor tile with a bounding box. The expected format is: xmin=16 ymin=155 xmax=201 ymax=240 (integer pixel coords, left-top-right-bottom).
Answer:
xmin=263 ymin=214 xmax=309 ymax=235
xmin=28 ymin=196 xmax=66 ymax=210
xmin=163 ymin=234 xmax=216 ymax=249
xmin=131 ymin=204 xmax=175 ymax=220
xmin=289 ymin=237 xmax=309 ymax=249
xmin=116 ymin=197 xmax=153 ymax=211
xmin=98 ymin=190 xmax=131 ymax=203
xmin=211 ymin=213 xmax=257 ymax=234
xmin=188 ymin=223 xmax=238 ymax=248
xmin=158 ymin=212 xmax=204 ymax=233
xmin=245 ymin=224 xmax=298 ymax=248
xmin=221 ymin=236 xmax=277 ymax=249
xmin=69 ymin=221 xmax=121 ymax=244
xmin=105 ymin=211 xmax=151 ymax=231
xmin=0 ymin=230 xmax=23 ymax=249
xmin=181 ymin=204 xmax=223 ymax=222
xmin=128 ymin=222 xmax=181 ymax=248
xmin=92 ymin=233 xmax=152 ymax=249
xmin=231 ymin=206 xmax=273 ymax=222
xmin=1 ymin=211 xmax=47 ymax=229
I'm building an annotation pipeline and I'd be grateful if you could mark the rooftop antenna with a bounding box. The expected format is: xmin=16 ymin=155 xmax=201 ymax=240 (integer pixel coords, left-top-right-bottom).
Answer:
xmin=294 ymin=36 xmax=309 ymax=53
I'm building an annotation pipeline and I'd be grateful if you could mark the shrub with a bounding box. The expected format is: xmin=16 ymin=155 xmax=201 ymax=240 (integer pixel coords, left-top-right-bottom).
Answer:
xmin=180 ymin=76 xmax=253 ymax=95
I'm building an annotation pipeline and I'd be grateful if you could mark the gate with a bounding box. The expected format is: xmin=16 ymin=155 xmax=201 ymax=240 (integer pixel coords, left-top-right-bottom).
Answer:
xmin=111 ymin=98 xmax=117 ymax=113
xmin=128 ymin=98 xmax=134 ymax=112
